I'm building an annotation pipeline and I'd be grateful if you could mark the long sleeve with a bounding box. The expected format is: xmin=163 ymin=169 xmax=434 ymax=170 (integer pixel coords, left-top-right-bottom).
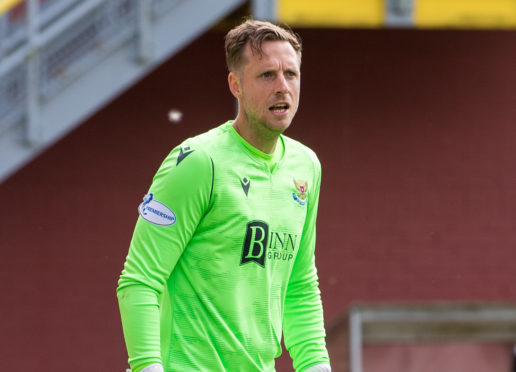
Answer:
xmin=117 ymin=144 xmax=213 ymax=372
xmin=283 ymin=156 xmax=330 ymax=371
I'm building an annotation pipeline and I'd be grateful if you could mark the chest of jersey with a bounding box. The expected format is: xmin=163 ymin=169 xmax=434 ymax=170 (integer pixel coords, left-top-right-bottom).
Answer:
xmin=192 ymin=153 xmax=311 ymax=273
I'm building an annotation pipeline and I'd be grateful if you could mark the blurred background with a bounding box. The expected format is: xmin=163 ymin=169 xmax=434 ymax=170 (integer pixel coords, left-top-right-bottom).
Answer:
xmin=1 ymin=0 xmax=516 ymax=371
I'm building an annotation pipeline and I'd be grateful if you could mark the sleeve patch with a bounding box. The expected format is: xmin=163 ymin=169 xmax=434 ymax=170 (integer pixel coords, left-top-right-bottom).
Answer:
xmin=138 ymin=193 xmax=176 ymax=226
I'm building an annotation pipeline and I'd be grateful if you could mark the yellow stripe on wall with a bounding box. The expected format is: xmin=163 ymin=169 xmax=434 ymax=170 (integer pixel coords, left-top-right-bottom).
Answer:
xmin=0 ymin=0 xmax=23 ymax=15
xmin=278 ymin=0 xmax=384 ymax=27
xmin=416 ymin=0 xmax=516 ymax=28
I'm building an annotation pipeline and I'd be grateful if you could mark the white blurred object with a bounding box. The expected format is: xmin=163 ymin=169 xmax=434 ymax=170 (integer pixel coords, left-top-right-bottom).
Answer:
xmin=137 ymin=363 xmax=164 ymax=372
xmin=304 ymin=363 xmax=332 ymax=372
xmin=168 ymin=109 xmax=183 ymax=123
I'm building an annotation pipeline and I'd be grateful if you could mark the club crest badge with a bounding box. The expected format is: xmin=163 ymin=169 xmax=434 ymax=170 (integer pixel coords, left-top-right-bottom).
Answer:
xmin=292 ymin=179 xmax=308 ymax=206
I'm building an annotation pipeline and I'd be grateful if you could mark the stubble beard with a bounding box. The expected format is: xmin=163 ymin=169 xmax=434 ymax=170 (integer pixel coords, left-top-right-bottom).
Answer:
xmin=247 ymin=109 xmax=290 ymax=142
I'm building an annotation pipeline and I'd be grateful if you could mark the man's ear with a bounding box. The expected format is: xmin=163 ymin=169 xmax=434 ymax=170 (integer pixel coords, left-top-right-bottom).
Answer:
xmin=228 ymin=71 xmax=241 ymax=99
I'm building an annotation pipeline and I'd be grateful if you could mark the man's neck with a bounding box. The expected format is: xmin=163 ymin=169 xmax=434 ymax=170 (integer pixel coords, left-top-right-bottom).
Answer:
xmin=232 ymin=118 xmax=278 ymax=155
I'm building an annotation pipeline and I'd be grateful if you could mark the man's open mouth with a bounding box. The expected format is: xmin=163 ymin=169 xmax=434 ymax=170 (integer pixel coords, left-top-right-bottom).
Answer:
xmin=269 ymin=103 xmax=289 ymax=113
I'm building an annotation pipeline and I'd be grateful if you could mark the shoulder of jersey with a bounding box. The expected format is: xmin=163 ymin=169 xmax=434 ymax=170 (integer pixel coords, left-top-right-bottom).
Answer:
xmin=175 ymin=125 xmax=235 ymax=166
xmin=282 ymin=135 xmax=320 ymax=167
xmin=172 ymin=128 xmax=224 ymax=167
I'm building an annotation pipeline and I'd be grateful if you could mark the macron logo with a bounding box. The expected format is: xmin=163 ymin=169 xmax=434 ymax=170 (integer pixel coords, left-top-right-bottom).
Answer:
xmin=177 ymin=146 xmax=194 ymax=166
xmin=240 ymin=177 xmax=250 ymax=196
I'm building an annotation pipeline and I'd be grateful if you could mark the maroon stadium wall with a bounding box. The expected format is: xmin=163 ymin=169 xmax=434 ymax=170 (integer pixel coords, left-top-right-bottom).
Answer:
xmin=1 ymin=28 xmax=515 ymax=371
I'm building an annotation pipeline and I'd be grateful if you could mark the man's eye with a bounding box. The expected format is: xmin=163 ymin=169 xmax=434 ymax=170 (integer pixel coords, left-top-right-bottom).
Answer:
xmin=286 ymin=71 xmax=297 ymax=77
xmin=262 ymin=72 xmax=272 ymax=78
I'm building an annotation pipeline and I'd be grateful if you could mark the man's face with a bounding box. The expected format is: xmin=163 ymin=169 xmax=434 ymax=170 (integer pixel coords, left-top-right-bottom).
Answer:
xmin=231 ymin=41 xmax=301 ymax=137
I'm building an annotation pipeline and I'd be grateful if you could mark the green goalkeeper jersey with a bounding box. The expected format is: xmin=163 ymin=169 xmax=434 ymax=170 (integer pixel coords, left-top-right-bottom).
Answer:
xmin=117 ymin=121 xmax=329 ymax=372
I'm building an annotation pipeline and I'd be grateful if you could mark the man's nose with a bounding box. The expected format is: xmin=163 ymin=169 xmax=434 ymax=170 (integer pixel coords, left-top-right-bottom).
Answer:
xmin=275 ymin=74 xmax=289 ymax=94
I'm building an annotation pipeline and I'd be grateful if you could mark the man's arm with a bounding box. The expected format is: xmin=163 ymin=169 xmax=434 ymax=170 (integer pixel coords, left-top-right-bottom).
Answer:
xmin=117 ymin=145 xmax=213 ymax=372
xmin=283 ymin=156 xmax=330 ymax=372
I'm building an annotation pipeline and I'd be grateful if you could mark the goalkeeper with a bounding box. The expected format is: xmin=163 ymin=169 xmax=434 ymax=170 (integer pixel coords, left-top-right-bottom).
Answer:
xmin=117 ymin=18 xmax=331 ymax=372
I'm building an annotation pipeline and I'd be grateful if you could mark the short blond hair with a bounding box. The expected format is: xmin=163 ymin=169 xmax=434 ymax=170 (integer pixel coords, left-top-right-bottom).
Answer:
xmin=224 ymin=19 xmax=302 ymax=72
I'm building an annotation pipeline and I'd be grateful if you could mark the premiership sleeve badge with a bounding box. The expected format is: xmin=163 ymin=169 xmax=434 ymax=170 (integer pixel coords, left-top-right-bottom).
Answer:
xmin=138 ymin=193 xmax=177 ymax=226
